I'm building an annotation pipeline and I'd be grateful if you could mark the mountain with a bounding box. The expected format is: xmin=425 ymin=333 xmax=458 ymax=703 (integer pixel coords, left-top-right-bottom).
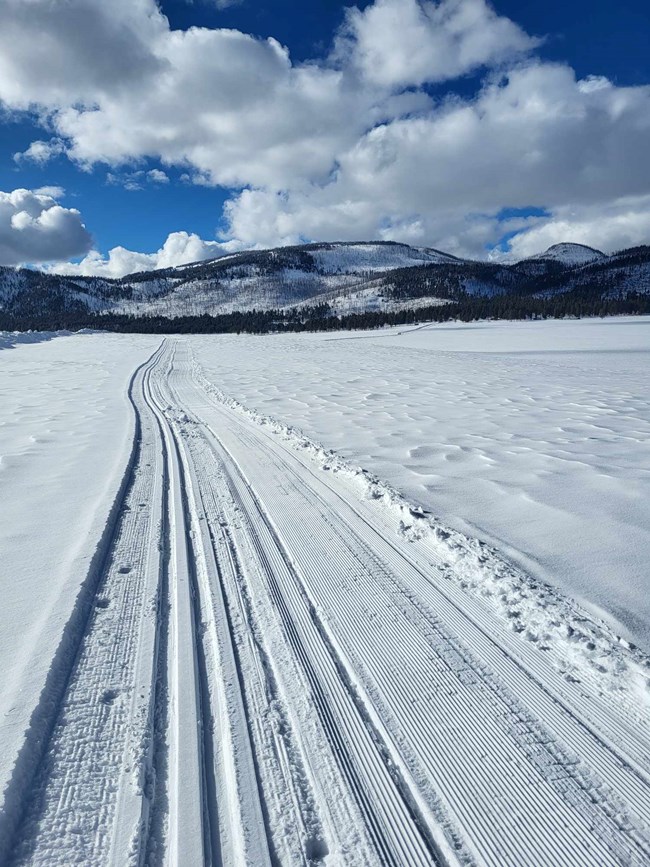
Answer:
xmin=113 ymin=242 xmax=465 ymax=317
xmin=372 ymin=244 xmax=650 ymax=305
xmin=0 ymin=242 xmax=465 ymax=319
xmin=1 ymin=240 xmax=649 ymax=324
xmin=526 ymin=243 xmax=607 ymax=267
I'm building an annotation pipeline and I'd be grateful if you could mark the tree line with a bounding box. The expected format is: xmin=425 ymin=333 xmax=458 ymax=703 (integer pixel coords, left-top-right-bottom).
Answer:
xmin=2 ymin=290 xmax=649 ymax=336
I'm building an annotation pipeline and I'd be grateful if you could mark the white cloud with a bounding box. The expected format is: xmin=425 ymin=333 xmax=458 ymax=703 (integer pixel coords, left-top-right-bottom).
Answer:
xmin=0 ymin=0 xmax=536 ymax=192
xmin=147 ymin=168 xmax=169 ymax=184
xmin=13 ymin=138 xmax=66 ymax=165
xmin=105 ymin=168 xmax=171 ymax=190
xmin=0 ymin=188 xmax=92 ymax=266
xmin=221 ymin=63 xmax=650 ymax=257
xmin=0 ymin=0 xmax=165 ymax=110
xmin=33 ymin=185 xmax=66 ymax=199
xmin=106 ymin=171 xmax=145 ymax=191
xmin=336 ymin=0 xmax=539 ymax=89
xmin=505 ymin=196 xmax=650 ymax=258
xmin=49 ymin=230 xmax=226 ymax=278
xmin=2 ymin=0 xmax=649 ymax=264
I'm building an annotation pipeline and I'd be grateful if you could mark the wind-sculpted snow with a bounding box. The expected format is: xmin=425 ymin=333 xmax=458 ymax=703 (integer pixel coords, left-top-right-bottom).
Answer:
xmin=2 ymin=330 xmax=650 ymax=865
xmin=191 ymin=353 xmax=650 ymax=728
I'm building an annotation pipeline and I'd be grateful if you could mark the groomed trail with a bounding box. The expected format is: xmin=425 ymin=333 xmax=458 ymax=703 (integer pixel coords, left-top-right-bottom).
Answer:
xmin=4 ymin=338 xmax=650 ymax=866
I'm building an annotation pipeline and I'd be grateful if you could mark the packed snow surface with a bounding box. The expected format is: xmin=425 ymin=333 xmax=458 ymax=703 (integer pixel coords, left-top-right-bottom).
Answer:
xmin=2 ymin=320 xmax=650 ymax=866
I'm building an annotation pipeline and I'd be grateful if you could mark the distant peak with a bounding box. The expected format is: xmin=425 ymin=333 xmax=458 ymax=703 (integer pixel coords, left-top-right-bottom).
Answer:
xmin=528 ymin=242 xmax=607 ymax=266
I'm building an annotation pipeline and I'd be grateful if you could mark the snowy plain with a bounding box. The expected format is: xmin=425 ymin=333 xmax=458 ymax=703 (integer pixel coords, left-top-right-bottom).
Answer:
xmin=1 ymin=318 xmax=650 ymax=865
xmin=191 ymin=316 xmax=650 ymax=650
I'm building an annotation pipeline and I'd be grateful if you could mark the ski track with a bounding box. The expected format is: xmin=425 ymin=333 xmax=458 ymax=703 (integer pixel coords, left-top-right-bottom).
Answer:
xmin=4 ymin=336 xmax=650 ymax=866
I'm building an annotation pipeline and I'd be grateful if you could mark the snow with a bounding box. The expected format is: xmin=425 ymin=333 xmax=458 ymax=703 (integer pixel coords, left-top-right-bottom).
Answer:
xmin=190 ymin=316 xmax=650 ymax=650
xmin=2 ymin=324 xmax=650 ymax=864
xmin=112 ymin=243 xmax=463 ymax=318
xmin=0 ymin=332 xmax=157 ymax=855
xmin=309 ymin=242 xmax=457 ymax=273
xmin=0 ymin=330 xmax=69 ymax=351
xmin=527 ymin=242 xmax=607 ymax=266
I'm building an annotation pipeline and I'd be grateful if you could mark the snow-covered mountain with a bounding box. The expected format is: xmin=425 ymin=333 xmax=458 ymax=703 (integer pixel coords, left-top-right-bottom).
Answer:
xmin=1 ymin=240 xmax=649 ymax=321
xmin=527 ymin=243 xmax=607 ymax=267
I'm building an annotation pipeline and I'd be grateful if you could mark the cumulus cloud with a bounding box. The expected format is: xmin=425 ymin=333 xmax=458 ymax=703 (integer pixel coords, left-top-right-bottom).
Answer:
xmin=0 ymin=188 xmax=93 ymax=266
xmin=336 ymin=0 xmax=538 ymax=89
xmin=147 ymin=169 xmax=169 ymax=184
xmin=14 ymin=138 xmax=66 ymax=165
xmin=49 ymin=230 xmax=226 ymax=278
xmin=505 ymin=196 xmax=650 ymax=258
xmin=221 ymin=63 xmax=650 ymax=257
xmin=0 ymin=0 xmax=165 ymax=109
xmin=0 ymin=0 xmax=535 ymax=190
xmin=2 ymin=0 xmax=649 ymax=264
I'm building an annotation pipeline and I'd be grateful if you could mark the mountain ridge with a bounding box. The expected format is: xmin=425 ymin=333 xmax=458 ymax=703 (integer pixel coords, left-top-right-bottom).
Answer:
xmin=1 ymin=240 xmax=649 ymax=322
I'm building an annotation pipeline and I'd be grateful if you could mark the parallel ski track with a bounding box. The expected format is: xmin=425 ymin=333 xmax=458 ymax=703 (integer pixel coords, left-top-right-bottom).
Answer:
xmin=162 ymin=354 xmax=446 ymax=867
xmin=181 ymin=419 xmax=340 ymax=865
xmin=176 ymin=341 xmax=650 ymax=866
xmin=143 ymin=348 xmax=207 ymax=866
xmin=8 ymin=341 xmax=274 ymax=867
xmin=145 ymin=345 xmax=273 ymax=867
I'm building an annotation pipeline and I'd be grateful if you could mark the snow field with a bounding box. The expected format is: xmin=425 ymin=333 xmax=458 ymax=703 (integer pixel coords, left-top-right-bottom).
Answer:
xmin=188 ymin=348 xmax=650 ymax=863
xmin=2 ymin=324 xmax=650 ymax=866
xmin=189 ymin=316 xmax=650 ymax=650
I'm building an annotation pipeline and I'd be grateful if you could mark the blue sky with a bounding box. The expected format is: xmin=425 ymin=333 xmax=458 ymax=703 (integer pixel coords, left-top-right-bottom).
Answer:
xmin=1 ymin=0 xmax=649 ymax=275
